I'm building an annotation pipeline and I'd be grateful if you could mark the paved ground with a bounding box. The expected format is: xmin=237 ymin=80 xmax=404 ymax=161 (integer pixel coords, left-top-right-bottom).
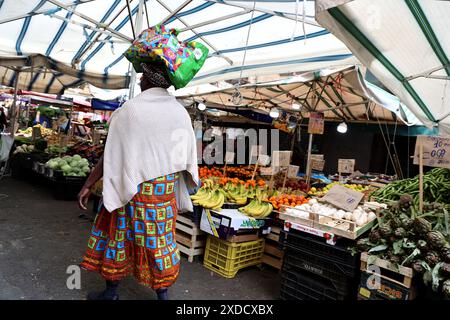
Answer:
xmin=0 ymin=176 xmax=280 ymax=300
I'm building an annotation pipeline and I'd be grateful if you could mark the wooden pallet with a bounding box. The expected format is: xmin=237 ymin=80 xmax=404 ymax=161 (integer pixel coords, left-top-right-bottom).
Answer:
xmin=176 ymin=214 xmax=206 ymax=263
xmin=262 ymin=226 xmax=284 ymax=270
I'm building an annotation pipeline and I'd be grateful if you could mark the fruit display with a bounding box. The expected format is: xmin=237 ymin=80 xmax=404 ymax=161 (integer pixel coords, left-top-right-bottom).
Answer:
xmin=239 ymin=199 xmax=273 ymax=218
xmin=356 ymin=195 xmax=450 ymax=297
xmin=66 ymin=141 xmax=104 ymax=165
xmin=271 ymin=171 xmax=311 ymax=192
xmin=199 ymin=165 xmax=259 ymax=180
xmin=371 ymin=168 xmax=450 ymax=209
xmin=13 ymin=144 xmax=34 ymax=154
xmin=190 ymin=177 xmax=272 ymax=216
xmin=218 ymin=177 xmax=267 ymax=205
xmin=285 ymin=198 xmax=377 ymax=227
xmin=45 ymin=154 xmax=91 ymax=177
xmin=308 ymin=182 xmax=369 ymax=197
xmin=268 ymin=194 xmax=308 ymax=210
xmin=16 ymin=124 xmax=53 ymax=138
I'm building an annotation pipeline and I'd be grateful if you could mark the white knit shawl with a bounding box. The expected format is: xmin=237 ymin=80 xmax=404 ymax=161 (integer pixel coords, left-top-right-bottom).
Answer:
xmin=102 ymin=87 xmax=199 ymax=212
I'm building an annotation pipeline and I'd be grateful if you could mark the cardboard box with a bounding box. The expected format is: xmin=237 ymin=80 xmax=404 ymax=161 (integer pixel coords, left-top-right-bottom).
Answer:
xmin=200 ymin=208 xmax=269 ymax=240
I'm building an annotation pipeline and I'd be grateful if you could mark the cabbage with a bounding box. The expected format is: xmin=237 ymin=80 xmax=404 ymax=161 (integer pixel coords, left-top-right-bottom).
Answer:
xmin=80 ymin=158 xmax=89 ymax=165
xmin=48 ymin=160 xmax=59 ymax=169
xmin=69 ymin=160 xmax=79 ymax=168
xmin=58 ymin=160 xmax=68 ymax=167
xmin=53 ymin=157 xmax=61 ymax=162
xmin=73 ymin=155 xmax=82 ymax=161
xmin=81 ymin=166 xmax=90 ymax=173
xmin=63 ymin=155 xmax=71 ymax=160
xmin=61 ymin=164 xmax=71 ymax=173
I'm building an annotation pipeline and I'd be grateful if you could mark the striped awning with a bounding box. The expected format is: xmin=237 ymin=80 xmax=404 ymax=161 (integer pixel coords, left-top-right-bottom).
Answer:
xmin=176 ymin=65 xmax=421 ymax=124
xmin=316 ymin=0 xmax=450 ymax=134
xmin=0 ymin=0 xmax=357 ymax=93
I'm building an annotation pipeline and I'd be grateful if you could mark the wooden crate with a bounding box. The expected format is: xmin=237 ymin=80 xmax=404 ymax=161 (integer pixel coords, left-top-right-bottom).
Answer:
xmin=358 ymin=252 xmax=416 ymax=300
xmin=278 ymin=205 xmax=376 ymax=240
xmin=262 ymin=226 xmax=284 ymax=270
xmin=176 ymin=214 xmax=206 ymax=263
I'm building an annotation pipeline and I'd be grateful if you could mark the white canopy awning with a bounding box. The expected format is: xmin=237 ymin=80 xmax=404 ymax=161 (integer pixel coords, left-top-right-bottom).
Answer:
xmin=316 ymin=0 xmax=450 ymax=134
xmin=0 ymin=0 xmax=357 ymax=92
xmin=176 ymin=65 xmax=420 ymax=124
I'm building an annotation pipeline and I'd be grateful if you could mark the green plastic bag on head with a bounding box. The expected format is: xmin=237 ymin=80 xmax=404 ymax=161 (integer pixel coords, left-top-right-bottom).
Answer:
xmin=123 ymin=24 xmax=209 ymax=89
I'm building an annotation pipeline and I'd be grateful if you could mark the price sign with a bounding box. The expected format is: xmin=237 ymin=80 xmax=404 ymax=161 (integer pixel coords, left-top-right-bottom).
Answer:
xmin=260 ymin=166 xmax=279 ymax=176
xmin=287 ymin=165 xmax=299 ymax=178
xmin=272 ymin=151 xmax=292 ymax=167
xmin=225 ymin=152 xmax=235 ymax=164
xmin=308 ymin=112 xmax=325 ymax=135
xmin=413 ymin=135 xmax=450 ymax=168
xmin=258 ymin=154 xmax=271 ymax=166
xmin=321 ymin=185 xmax=364 ymax=212
xmin=338 ymin=159 xmax=355 ymax=174
xmin=311 ymin=159 xmax=325 ymax=172
xmin=32 ymin=126 xmax=42 ymax=141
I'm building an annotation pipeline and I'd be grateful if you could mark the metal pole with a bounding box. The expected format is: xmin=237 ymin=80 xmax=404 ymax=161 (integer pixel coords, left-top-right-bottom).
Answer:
xmin=128 ymin=0 xmax=145 ymax=99
xmin=47 ymin=0 xmax=132 ymax=42
xmin=9 ymin=69 xmax=20 ymax=135
xmin=305 ymin=133 xmax=313 ymax=188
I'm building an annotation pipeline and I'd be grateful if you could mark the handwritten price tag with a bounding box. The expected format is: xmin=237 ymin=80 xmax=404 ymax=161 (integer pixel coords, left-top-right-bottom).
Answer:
xmin=287 ymin=165 xmax=299 ymax=178
xmin=321 ymin=185 xmax=364 ymax=212
xmin=414 ymin=135 xmax=450 ymax=168
xmin=272 ymin=151 xmax=292 ymax=167
xmin=338 ymin=159 xmax=355 ymax=173
xmin=258 ymin=154 xmax=271 ymax=166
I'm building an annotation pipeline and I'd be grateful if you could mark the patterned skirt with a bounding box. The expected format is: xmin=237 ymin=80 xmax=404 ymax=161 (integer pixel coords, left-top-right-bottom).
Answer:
xmin=80 ymin=173 xmax=181 ymax=290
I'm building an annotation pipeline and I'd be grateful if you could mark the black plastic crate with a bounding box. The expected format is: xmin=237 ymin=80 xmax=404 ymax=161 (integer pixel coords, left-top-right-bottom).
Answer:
xmin=182 ymin=205 xmax=203 ymax=225
xmin=280 ymin=268 xmax=350 ymax=300
xmin=282 ymin=246 xmax=359 ymax=294
xmin=279 ymin=229 xmax=359 ymax=267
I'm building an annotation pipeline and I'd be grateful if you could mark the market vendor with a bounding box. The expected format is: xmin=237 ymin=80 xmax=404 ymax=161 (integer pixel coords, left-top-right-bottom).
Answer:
xmin=77 ymin=60 xmax=199 ymax=300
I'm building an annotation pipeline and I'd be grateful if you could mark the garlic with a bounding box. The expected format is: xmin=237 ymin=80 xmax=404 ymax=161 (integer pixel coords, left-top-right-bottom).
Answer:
xmin=356 ymin=213 xmax=368 ymax=226
xmin=344 ymin=212 xmax=353 ymax=221
xmin=334 ymin=210 xmax=346 ymax=220
xmin=367 ymin=212 xmax=377 ymax=221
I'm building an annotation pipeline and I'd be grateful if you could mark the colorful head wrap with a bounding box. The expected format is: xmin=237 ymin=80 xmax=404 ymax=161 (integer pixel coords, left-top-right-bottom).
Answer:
xmin=124 ymin=24 xmax=209 ymax=89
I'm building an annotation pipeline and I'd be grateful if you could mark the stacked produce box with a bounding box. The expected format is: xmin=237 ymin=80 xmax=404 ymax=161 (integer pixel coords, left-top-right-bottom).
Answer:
xmin=279 ymin=230 xmax=360 ymax=300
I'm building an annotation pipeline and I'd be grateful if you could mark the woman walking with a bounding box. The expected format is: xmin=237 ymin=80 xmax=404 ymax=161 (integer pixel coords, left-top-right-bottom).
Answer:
xmin=78 ymin=61 xmax=199 ymax=300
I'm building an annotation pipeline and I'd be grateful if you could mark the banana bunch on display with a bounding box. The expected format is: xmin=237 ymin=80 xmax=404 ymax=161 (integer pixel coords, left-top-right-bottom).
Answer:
xmin=238 ymin=199 xmax=273 ymax=218
xmin=190 ymin=179 xmax=225 ymax=211
xmin=223 ymin=183 xmax=248 ymax=205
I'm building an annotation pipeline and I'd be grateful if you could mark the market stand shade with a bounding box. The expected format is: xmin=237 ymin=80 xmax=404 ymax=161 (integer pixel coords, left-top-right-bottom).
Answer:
xmin=176 ymin=65 xmax=420 ymax=124
xmin=0 ymin=0 xmax=356 ymax=92
xmin=316 ymin=0 xmax=450 ymax=134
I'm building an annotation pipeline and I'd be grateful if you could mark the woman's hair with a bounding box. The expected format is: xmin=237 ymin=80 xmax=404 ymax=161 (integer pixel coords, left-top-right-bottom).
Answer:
xmin=140 ymin=61 xmax=172 ymax=89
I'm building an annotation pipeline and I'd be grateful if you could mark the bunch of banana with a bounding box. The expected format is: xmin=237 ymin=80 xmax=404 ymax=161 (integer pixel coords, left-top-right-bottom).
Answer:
xmin=201 ymin=178 xmax=215 ymax=189
xmin=190 ymin=188 xmax=225 ymax=211
xmin=238 ymin=199 xmax=273 ymax=218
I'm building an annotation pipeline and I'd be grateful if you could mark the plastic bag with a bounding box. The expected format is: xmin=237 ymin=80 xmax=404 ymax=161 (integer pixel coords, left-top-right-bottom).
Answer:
xmin=123 ymin=24 xmax=209 ymax=89
xmin=0 ymin=134 xmax=14 ymax=162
